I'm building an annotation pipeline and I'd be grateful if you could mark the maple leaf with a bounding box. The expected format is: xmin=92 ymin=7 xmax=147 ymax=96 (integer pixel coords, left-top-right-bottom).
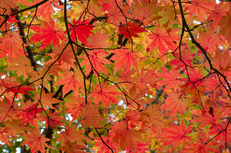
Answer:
xmin=196 ymin=28 xmax=220 ymax=54
xmin=162 ymin=92 xmax=189 ymax=115
xmin=94 ymin=133 xmax=119 ymax=153
xmin=161 ymin=121 xmax=192 ymax=149
xmin=112 ymin=120 xmax=145 ymax=152
xmin=84 ymin=30 xmax=110 ymax=48
xmin=132 ymin=0 xmax=160 ymax=25
xmin=0 ymin=127 xmax=10 ymax=146
xmin=0 ymin=32 xmax=24 ymax=60
xmin=4 ymin=120 xmax=26 ymax=137
xmin=136 ymin=68 xmax=158 ymax=89
xmin=30 ymin=16 xmax=66 ymax=49
xmin=22 ymin=128 xmax=52 ymax=153
xmin=68 ymin=19 xmax=93 ymax=44
xmin=207 ymin=3 xmax=230 ymax=29
xmin=169 ymin=51 xmax=193 ymax=70
xmin=36 ymin=0 xmax=62 ymax=20
xmin=118 ymin=21 xmax=146 ymax=39
xmin=110 ymin=48 xmax=138 ymax=73
xmin=81 ymin=50 xmax=111 ymax=75
xmin=64 ymin=96 xmax=84 ymax=121
xmin=0 ymin=97 xmax=16 ymax=121
xmin=158 ymin=3 xmax=179 ymax=24
xmin=208 ymin=47 xmax=231 ymax=73
xmin=34 ymin=91 xmax=61 ymax=110
xmin=157 ymin=67 xmax=182 ymax=91
xmin=60 ymin=141 xmax=86 ymax=153
xmin=5 ymin=56 xmax=34 ymax=79
xmin=140 ymin=103 xmax=165 ymax=129
xmin=17 ymin=100 xmax=42 ymax=127
xmin=219 ymin=10 xmax=231 ymax=44
xmin=107 ymin=2 xmax=131 ymax=24
xmin=47 ymin=42 xmax=75 ymax=67
xmin=79 ymin=104 xmax=105 ymax=127
xmin=125 ymin=110 xmax=140 ymax=128
xmin=0 ymin=75 xmax=35 ymax=96
xmin=122 ymin=84 xmax=152 ymax=108
xmin=186 ymin=0 xmax=215 ymax=22
xmin=90 ymin=82 xmax=122 ymax=107
xmin=29 ymin=69 xmax=52 ymax=91
xmin=57 ymin=126 xmax=87 ymax=145
xmin=0 ymin=0 xmax=17 ymax=14
xmin=148 ymin=25 xmax=179 ymax=54
xmin=53 ymin=71 xmax=84 ymax=98
xmin=42 ymin=112 xmax=64 ymax=129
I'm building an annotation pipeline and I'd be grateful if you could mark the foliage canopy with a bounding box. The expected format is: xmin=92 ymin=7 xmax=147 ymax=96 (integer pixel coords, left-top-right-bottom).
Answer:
xmin=0 ymin=0 xmax=231 ymax=152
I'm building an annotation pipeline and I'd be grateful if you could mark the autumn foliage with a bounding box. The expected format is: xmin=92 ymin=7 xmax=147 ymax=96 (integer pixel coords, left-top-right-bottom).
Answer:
xmin=1 ymin=0 xmax=231 ymax=152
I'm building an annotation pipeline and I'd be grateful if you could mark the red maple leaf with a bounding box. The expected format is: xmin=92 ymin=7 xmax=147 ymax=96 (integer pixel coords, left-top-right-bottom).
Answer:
xmin=118 ymin=21 xmax=146 ymax=39
xmin=207 ymin=3 xmax=230 ymax=29
xmin=53 ymin=71 xmax=84 ymax=98
xmin=0 ymin=75 xmax=35 ymax=96
xmin=161 ymin=121 xmax=192 ymax=149
xmin=81 ymin=50 xmax=111 ymax=75
xmin=162 ymin=92 xmax=189 ymax=116
xmin=90 ymin=82 xmax=122 ymax=107
xmin=112 ymin=120 xmax=145 ymax=152
xmin=30 ymin=16 xmax=66 ymax=49
xmin=0 ymin=32 xmax=24 ymax=60
xmin=110 ymin=48 xmax=138 ymax=73
xmin=79 ymin=104 xmax=105 ymax=127
xmin=157 ymin=67 xmax=182 ymax=91
xmin=68 ymin=19 xmax=93 ymax=44
xmin=186 ymin=0 xmax=215 ymax=22
xmin=148 ymin=25 xmax=179 ymax=54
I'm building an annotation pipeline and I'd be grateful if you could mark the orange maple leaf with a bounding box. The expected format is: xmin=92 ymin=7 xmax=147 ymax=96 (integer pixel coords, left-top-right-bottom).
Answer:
xmin=207 ymin=3 xmax=230 ymax=29
xmin=94 ymin=133 xmax=119 ymax=153
xmin=132 ymin=0 xmax=160 ymax=25
xmin=0 ymin=0 xmax=17 ymax=14
xmin=219 ymin=10 xmax=231 ymax=44
xmin=4 ymin=120 xmax=26 ymax=137
xmin=57 ymin=126 xmax=87 ymax=145
xmin=0 ymin=32 xmax=24 ymax=60
xmin=162 ymin=92 xmax=189 ymax=116
xmin=34 ymin=91 xmax=61 ymax=110
xmin=148 ymin=25 xmax=179 ymax=54
xmin=84 ymin=30 xmax=110 ymax=48
xmin=22 ymin=128 xmax=52 ymax=153
xmin=36 ymin=0 xmax=62 ymax=20
xmin=0 ymin=127 xmax=10 ymax=146
xmin=110 ymin=48 xmax=138 ymax=73
xmin=5 ymin=56 xmax=34 ymax=79
xmin=90 ymin=82 xmax=122 ymax=107
xmin=186 ymin=0 xmax=215 ymax=22
xmin=122 ymin=84 xmax=152 ymax=107
xmin=81 ymin=50 xmax=111 ymax=75
xmin=107 ymin=2 xmax=131 ymax=24
xmin=112 ymin=120 xmax=145 ymax=152
xmin=53 ymin=71 xmax=84 ymax=98
xmin=59 ymin=140 xmax=86 ymax=153
xmin=47 ymin=42 xmax=75 ymax=67
xmin=196 ymin=28 xmax=220 ymax=54
xmin=140 ymin=103 xmax=165 ymax=129
xmin=79 ymin=104 xmax=105 ymax=127
xmin=157 ymin=67 xmax=182 ymax=91
xmin=64 ymin=96 xmax=84 ymax=121
xmin=161 ymin=121 xmax=192 ymax=149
